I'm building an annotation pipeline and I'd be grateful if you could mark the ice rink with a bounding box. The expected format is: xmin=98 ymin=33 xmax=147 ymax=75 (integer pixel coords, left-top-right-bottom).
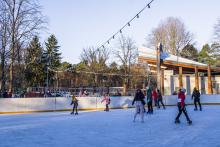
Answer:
xmin=0 ymin=106 xmax=220 ymax=147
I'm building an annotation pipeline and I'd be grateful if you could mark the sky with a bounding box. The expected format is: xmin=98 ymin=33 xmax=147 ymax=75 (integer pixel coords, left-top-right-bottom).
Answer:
xmin=38 ymin=0 xmax=220 ymax=64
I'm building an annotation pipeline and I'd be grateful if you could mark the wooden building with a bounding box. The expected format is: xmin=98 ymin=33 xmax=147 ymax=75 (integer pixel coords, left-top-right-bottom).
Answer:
xmin=138 ymin=47 xmax=220 ymax=95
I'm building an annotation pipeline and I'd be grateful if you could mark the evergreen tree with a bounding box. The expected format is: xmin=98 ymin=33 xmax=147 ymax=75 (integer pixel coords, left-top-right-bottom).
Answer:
xmin=43 ymin=35 xmax=62 ymax=86
xmin=180 ymin=44 xmax=198 ymax=61
xmin=25 ymin=36 xmax=45 ymax=87
xmin=198 ymin=44 xmax=215 ymax=65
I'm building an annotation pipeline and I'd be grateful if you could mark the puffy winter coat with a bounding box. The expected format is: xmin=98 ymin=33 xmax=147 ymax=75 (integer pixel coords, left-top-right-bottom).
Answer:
xmin=101 ymin=96 xmax=110 ymax=105
xmin=152 ymin=90 xmax=158 ymax=100
xmin=132 ymin=91 xmax=145 ymax=105
xmin=178 ymin=92 xmax=185 ymax=108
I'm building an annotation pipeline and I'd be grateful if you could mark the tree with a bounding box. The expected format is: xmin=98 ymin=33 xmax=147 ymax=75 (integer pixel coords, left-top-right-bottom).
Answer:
xmin=0 ymin=2 xmax=10 ymax=92
xmin=80 ymin=47 xmax=110 ymax=87
xmin=147 ymin=17 xmax=193 ymax=55
xmin=1 ymin=0 xmax=46 ymax=93
xmin=43 ymin=35 xmax=62 ymax=87
xmin=211 ymin=19 xmax=220 ymax=66
xmin=214 ymin=18 xmax=220 ymax=43
xmin=25 ymin=36 xmax=45 ymax=87
xmin=114 ymin=35 xmax=137 ymax=90
xmin=198 ymin=44 xmax=215 ymax=65
xmin=180 ymin=44 xmax=198 ymax=61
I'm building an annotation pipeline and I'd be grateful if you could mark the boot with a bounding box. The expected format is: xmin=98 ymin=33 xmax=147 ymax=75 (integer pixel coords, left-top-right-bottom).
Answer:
xmin=175 ymin=119 xmax=180 ymax=124
xmin=188 ymin=120 xmax=192 ymax=125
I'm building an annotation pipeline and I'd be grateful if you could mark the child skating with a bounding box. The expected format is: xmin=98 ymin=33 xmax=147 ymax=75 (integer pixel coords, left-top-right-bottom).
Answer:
xmin=70 ymin=95 xmax=78 ymax=115
xmin=175 ymin=88 xmax=192 ymax=125
xmin=101 ymin=93 xmax=111 ymax=111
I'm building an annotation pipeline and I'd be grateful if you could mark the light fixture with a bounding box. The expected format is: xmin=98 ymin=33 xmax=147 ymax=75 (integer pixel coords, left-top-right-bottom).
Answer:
xmin=147 ymin=4 xmax=150 ymax=8
xmin=128 ymin=22 xmax=131 ymax=26
xmin=136 ymin=14 xmax=139 ymax=18
xmin=120 ymin=29 xmax=122 ymax=33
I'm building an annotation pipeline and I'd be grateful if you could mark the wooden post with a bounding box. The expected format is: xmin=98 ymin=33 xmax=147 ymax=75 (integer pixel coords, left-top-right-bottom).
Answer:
xmin=179 ymin=66 xmax=183 ymax=88
xmin=157 ymin=43 xmax=161 ymax=91
xmin=208 ymin=64 xmax=213 ymax=94
xmin=161 ymin=69 xmax=165 ymax=95
xmin=195 ymin=66 xmax=199 ymax=90
xmin=123 ymin=82 xmax=126 ymax=96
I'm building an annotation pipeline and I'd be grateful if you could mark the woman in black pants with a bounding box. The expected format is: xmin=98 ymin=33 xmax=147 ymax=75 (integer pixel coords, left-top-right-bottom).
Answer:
xmin=157 ymin=89 xmax=165 ymax=109
xmin=146 ymin=87 xmax=153 ymax=114
xmin=192 ymin=87 xmax=202 ymax=111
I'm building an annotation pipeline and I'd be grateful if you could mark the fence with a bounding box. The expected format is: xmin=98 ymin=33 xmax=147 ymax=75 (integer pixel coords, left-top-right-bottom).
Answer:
xmin=0 ymin=95 xmax=220 ymax=113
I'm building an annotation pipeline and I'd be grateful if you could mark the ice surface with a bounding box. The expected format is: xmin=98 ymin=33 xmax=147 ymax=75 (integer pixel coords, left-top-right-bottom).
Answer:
xmin=0 ymin=106 xmax=220 ymax=147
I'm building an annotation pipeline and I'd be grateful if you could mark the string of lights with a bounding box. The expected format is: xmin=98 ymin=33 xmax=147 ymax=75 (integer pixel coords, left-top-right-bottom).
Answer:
xmin=97 ymin=0 xmax=155 ymax=50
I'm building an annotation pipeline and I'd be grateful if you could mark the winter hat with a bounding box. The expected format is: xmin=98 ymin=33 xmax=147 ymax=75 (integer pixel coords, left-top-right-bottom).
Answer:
xmin=181 ymin=88 xmax=186 ymax=93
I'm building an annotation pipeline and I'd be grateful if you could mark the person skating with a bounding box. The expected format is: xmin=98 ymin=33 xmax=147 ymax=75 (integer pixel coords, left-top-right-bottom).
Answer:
xmin=175 ymin=88 xmax=192 ymax=125
xmin=101 ymin=93 xmax=111 ymax=111
xmin=157 ymin=89 xmax=165 ymax=109
xmin=146 ymin=87 xmax=153 ymax=114
xmin=152 ymin=89 xmax=158 ymax=107
xmin=192 ymin=87 xmax=202 ymax=111
xmin=70 ymin=95 xmax=78 ymax=115
xmin=132 ymin=89 xmax=145 ymax=123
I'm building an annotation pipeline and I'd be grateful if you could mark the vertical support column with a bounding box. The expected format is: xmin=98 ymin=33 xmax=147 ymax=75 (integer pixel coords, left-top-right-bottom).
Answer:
xmin=123 ymin=83 xmax=127 ymax=96
xmin=179 ymin=66 xmax=183 ymax=88
xmin=195 ymin=66 xmax=199 ymax=90
xmin=161 ymin=69 xmax=165 ymax=95
xmin=157 ymin=43 xmax=161 ymax=91
xmin=208 ymin=65 xmax=213 ymax=94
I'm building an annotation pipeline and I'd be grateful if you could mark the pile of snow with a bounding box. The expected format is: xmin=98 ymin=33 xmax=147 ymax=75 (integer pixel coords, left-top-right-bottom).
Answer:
xmin=0 ymin=106 xmax=220 ymax=147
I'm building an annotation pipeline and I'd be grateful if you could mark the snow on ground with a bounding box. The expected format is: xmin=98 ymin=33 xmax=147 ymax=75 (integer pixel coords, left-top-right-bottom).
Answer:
xmin=0 ymin=106 xmax=220 ymax=147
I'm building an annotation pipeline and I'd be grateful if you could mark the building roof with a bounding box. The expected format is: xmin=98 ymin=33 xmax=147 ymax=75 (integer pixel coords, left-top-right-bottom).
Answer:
xmin=138 ymin=47 xmax=207 ymax=67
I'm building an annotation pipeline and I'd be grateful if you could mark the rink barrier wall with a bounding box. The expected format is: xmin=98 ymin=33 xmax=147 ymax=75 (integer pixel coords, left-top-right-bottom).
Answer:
xmin=0 ymin=95 xmax=219 ymax=114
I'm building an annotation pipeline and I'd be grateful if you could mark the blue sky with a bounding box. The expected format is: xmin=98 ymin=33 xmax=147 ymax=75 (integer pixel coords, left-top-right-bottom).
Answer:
xmin=39 ymin=0 xmax=220 ymax=64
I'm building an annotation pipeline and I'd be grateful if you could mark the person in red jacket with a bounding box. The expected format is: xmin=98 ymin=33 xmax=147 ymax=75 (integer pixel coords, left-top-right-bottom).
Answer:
xmin=175 ymin=88 xmax=192 ymax=124
xmin=152 ymin=89 xmax=158 ymax=107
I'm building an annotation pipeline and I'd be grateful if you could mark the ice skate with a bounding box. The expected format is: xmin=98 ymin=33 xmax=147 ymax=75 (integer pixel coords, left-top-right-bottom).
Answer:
xmin=188 ymin=120 xmax=192 ymax=125
xmin=175 ymin=119 xmax=180 ymax=124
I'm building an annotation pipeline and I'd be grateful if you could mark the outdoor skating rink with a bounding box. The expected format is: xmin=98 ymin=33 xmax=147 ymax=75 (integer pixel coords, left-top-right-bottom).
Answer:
xmin=1 ymin=106 xmax=220 ymax=147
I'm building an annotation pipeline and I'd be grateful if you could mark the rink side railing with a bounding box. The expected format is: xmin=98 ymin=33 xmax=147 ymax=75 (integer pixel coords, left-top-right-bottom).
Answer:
xmin=0 ymin=95 xmax=220 ymax=114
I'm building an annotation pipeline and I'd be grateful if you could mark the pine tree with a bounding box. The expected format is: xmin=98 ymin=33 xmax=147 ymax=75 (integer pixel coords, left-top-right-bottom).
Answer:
xmin=198 ymin=44 xmax=215 ymax=65
xmin=43 ymin=35 xmax=62 ymax=86
xmin=180 ymin=44 xmax=198 ymax=61
xmin=25 ymin=36 xmax=45 ymax=87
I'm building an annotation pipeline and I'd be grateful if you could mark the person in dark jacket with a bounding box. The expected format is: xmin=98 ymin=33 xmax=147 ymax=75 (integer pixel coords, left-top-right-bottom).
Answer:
xmin=132 ymin=89 xmax=145 ymax=123
xmin=192 ymin=87 xmax=202 ymax=111
xmin=157 ymin=89 xmax=165 ymax=109
xmin=146 ymin=87 xmax=153 ymax=114
xmin=70 ymin=95 xmax=78 ymax=115
xmin=175 ymin=88 xmax=192 ymax=125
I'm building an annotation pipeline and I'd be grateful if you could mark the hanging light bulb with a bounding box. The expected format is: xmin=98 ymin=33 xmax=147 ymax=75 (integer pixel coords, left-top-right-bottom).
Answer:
xmin=107 ymin=41 xmax=110 ymax=44
xmin=128 ymin=22 xmax=131 ymax=26
xmin=147 ymin=4 xmax=150 ymax=8
xmin=120 ymin=29 xmax=122 ymax=33
xmin=136 ymin=14 xmax=139 ymax=18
